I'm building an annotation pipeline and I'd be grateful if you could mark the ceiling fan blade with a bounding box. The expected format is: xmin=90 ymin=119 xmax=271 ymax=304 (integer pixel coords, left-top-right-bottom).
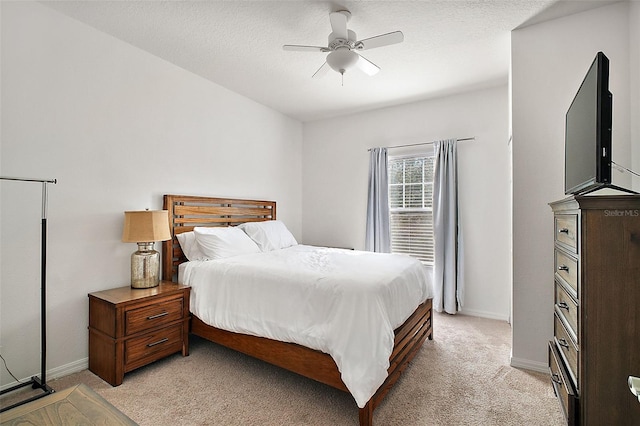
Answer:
xmin=329 ymin=11 xmax=349 ymax=40
xmin=283 ymin=45 xmax=330 ymax=52
xmin=356 ymin=31 xmax=404 ymax=50
xmin=312 ymin=62 xmax=330 ymax=78
xmin=355 ymin=54 xmax=380 ymax=76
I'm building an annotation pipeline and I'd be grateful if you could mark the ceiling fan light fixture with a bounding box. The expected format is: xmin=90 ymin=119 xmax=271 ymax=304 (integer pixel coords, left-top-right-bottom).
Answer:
xmin=326 ymin=49 xmax=359 ymax=75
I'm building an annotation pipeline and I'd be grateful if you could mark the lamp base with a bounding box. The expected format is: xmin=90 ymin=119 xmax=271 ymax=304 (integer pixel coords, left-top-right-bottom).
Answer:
xmin=131 ymin=242 xmax=160 ymax=289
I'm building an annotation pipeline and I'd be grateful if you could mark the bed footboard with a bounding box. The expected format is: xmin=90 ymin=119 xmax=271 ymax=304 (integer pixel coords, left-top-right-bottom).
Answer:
xmin=359 ymin=298 xmax=433 ymax=425
xmin=192 ymin=298 xmax=432 ymax=426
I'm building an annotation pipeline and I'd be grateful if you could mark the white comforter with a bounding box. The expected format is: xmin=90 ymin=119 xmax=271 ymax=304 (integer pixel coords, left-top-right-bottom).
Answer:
xmin=180 ymin=245 xmax=433 ymax=408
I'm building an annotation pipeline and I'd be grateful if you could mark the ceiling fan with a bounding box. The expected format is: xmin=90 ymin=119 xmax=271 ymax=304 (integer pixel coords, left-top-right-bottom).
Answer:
xmin=283 ymin=10 xmax=404 ymax=80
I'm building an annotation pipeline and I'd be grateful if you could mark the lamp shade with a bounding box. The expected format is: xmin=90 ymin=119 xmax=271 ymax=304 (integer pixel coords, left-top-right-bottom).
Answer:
xmin=122 ymin=210 xmax=171 ymax=243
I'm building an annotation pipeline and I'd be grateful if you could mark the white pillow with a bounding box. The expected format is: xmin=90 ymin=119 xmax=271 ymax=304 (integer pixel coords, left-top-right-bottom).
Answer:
xmin=194 ymin=226 xmax=261 ymax=260
xmin=175 ymin=231 xmax=207 ymax=261
xmin=238 ymin=220 xmax=298 ymax=252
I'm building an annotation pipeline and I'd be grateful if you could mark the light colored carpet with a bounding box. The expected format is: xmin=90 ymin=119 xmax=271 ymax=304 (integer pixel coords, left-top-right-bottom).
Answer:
xmin=5 ymin=312 xmax=565 ymax=425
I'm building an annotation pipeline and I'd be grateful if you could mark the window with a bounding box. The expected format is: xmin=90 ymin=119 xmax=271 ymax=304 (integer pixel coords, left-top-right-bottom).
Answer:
xmin=388 ymin=154 xmax=435 ymax=263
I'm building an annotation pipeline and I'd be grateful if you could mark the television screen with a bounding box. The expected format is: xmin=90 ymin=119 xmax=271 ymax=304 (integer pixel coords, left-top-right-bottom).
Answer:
xmin=564 ymin=52 xmax=612 ymax=195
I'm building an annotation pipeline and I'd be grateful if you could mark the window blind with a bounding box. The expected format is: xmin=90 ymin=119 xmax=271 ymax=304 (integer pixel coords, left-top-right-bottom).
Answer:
xmin=388 ymin=154 xmax=434 ymax=263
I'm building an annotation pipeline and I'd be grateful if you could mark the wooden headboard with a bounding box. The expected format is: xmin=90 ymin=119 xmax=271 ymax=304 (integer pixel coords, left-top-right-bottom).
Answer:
xmin=162 ymin=195 xmax=276 ymax=282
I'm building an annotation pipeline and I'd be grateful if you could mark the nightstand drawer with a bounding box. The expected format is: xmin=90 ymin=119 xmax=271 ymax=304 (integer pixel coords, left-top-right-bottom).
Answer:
xmin=554 ymin=313 xmax=578 ymax=388
xmin=555 ymin=281 xmax=578 ymax=343
xmin=125 ymin=323 xmax=184 ymax=369
xmin=125 ymin=297 xmax=184 ymax=335
xmin=555 ymin=214 xmax=578 ymax=253
xmin=554 ymin=249 xmax=578 ymax=297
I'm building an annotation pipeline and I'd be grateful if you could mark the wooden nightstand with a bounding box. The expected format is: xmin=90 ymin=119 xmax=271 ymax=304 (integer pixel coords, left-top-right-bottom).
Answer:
xmin=88 ymin=281 xmax=190 ymax=386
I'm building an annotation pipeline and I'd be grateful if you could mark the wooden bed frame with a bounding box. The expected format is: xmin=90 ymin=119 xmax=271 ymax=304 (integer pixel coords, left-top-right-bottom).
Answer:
xmin=161 ymin=194 xmax=433 ymax=425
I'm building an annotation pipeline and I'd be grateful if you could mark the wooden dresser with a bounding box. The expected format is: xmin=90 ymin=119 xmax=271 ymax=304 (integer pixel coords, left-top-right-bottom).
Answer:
xmin=549 ymin=195 xmax=640 ymax=425
xmin=88 ymin=281 xmax=190 ymax=386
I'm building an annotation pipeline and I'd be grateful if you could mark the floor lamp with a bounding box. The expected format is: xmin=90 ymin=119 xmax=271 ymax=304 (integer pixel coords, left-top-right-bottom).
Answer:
xmin=0 ymin=176 xmax=57 ymax=412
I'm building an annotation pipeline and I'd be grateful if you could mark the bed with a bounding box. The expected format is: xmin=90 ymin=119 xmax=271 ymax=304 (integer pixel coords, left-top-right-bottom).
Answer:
xmin=162 ymin=194 xmax=433 ymax=425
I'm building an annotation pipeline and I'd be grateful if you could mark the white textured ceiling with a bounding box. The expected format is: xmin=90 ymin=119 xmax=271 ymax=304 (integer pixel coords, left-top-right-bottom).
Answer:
xmin=43 ymin=1 xmax=617 ymax=122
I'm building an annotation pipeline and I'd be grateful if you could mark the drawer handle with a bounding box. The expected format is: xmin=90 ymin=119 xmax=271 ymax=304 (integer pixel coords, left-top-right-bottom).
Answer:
xmin=558 ymin=338 xmax=570 ymax=349
xmin=147 ymin=312 xmax=169 ymax=320
xmin=557 ymin=265 xmax=569 ymax=272
xmin=147 ymin=337 xmax=169 ymax=347
xmin=551 ymin=373 xmax=563 ymax=385
xmin=558 ymin=228 xmax=570 ymax=234
xmin=557 ymin=302 xmax=570 ymax=310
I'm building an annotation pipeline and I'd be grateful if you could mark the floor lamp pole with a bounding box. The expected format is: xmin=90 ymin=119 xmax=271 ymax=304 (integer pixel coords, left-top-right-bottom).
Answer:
xmin=40 ymin=181 xmax=48 ymax=387
xmin=0 ymin=176 xmax=56 ymax=412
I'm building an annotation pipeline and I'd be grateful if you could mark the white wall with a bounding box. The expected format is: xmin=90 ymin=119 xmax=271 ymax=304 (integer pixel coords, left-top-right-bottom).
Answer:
xmin=0 ymin=1 xmax=302 ymax=387
xmin=302 ymin=85 xmax=512 ymax=320
xmin=511 ymin=2 xmax=635 ymax=370
xmin=632 ymin=1 xmax=640 ymax=191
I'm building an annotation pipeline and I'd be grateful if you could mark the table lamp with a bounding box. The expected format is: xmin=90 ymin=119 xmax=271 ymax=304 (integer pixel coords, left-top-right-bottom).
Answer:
xmin=122 ymin=210 xmax=171 ymax=288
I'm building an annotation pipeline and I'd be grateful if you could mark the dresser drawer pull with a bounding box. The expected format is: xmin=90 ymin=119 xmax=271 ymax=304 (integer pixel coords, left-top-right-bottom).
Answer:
xmin=147 ymin=337 xmax=169 ymax=347
xmin=558 ymin=338 xmax=570 ymax=349
xmin=558 ymin=228 xmax=570 ymax=234
xmin=147 ymin=312 xmax=169 ymax=320
xmin=551 ymin=373 xmax=563 ymax=385
xmin=558 ymin=302 xmax=570 ymax=310
xmin=557 ymin=265 xmax=569 ymax=272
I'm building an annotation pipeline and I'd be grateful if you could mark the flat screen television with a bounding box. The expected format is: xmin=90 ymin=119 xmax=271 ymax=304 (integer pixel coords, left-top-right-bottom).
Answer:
xmin=564 ymin=51 xmax=612 ymax=195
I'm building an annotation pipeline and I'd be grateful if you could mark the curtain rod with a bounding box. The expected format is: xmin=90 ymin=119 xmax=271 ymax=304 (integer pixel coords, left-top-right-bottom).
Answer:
xmin=367 ymin=137 xmax=475 ymax=152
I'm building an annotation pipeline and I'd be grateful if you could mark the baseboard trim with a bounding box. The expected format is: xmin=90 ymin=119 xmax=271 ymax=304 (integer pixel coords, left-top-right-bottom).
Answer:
xmin=48 ymin=357 xmax=88 ymax=380
xmin=0 ymin=358 xmax=88 ymax=392
xmin=510 ymin=356 xmax=548 ymax=373
xmin=458 ymin=308 xmax=510 ymax=322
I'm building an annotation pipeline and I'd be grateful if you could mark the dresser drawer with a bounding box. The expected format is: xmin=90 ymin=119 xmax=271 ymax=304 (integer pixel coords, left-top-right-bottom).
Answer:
xmin=555 ymin=250 xmax=578 ymax=297
xmin=554 ymin=313 xmax=578 ymax=388
xmin=125 ymin=297 xmax=184 ymax=335
xmin=555 ymin=281 xmax=578 ymax=343
xmin=125 ymin=323 xmax=184 ymax=370
xmin=549 ymin=341 xmax=577 ymax=425
xmin=555 ymin=214 xmax=578 ymax=253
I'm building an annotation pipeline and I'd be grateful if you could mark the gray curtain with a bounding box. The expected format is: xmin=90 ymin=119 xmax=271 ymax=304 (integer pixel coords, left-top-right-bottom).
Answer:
xmin=433 ymin=139 xmax=464 ymax=314
xmin=365 ymin=147 xmax=391 ymax=253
